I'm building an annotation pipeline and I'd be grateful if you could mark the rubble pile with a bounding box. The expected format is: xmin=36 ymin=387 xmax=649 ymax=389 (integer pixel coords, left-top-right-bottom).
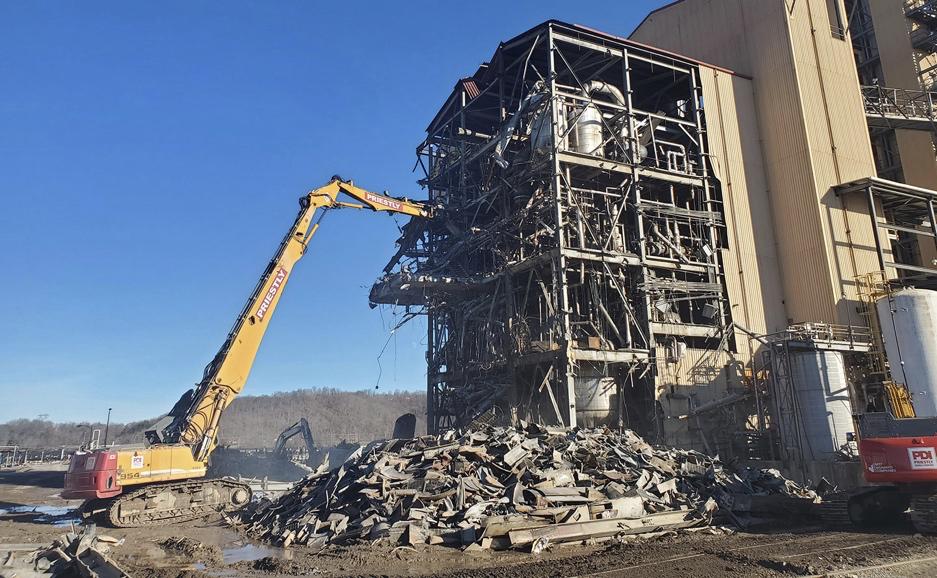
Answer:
xmin=0 ymin=524 xmax=129 ymax=578
xmin=244 ymin=424 xmax=815 ymax=551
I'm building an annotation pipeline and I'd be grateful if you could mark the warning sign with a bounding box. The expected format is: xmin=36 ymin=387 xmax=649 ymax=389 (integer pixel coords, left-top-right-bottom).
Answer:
xmin=908 ymin=447 xmax=937 ymax=470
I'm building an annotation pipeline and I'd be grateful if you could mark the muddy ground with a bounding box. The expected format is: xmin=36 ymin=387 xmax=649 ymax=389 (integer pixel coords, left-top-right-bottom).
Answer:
xmin=3 ymin=464 xmax=937 ymax=577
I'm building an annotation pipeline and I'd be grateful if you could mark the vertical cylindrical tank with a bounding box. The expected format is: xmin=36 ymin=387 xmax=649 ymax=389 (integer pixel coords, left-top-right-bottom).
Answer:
xmin=569 ymin=104 xmax=603 ymax=155
xmin=789 ymin=350 xmax=854 ymax=460
xmin=876 ymin=288 xmax=937 ymax=418
xmin=574 ymin=362 xmax=617 ymax=428
xmin=531 ymin=104 xmax=566 ymax=152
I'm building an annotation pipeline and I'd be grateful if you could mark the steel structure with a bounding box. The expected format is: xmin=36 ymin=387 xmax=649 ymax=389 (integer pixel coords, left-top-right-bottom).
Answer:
xmin=836 ymin=177 xmax=937 ymax=283
xmin=905 ymin=0 xmax=937 ymax=89
xmin=846 ymin=0 xmax=937 ymax=183
xmin=862 ymin=85 xmax=937 ymax=131
xmin=372 ymin=22 xmax=730 ymax=437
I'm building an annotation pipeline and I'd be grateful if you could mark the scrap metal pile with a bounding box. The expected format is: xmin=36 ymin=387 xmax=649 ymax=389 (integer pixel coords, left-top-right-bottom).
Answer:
xmin=244 ymin=424 xmax=815 ymax=551
xmin=0 ymin=525 xmax=129 ymax=578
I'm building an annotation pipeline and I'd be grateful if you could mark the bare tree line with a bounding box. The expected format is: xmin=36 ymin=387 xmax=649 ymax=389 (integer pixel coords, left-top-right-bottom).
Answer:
xmin=0 ymin=388 xmax=426 ymax=451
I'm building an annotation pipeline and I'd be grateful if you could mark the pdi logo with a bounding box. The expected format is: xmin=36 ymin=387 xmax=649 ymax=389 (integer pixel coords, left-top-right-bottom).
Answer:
xmin=908 ymin=447 xmax=937 ymax=470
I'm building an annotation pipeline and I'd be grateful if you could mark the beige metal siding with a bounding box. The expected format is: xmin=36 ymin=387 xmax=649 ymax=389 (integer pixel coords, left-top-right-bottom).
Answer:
xmin=633 ymin=0 xmax=755 ymax=75
xmin=633 ymin=0 xmax=881 ymax=326
xmin=786 ymin=0 xmax=881 ymax=319
xmin=655 ymin=343 xmax=740 ymax=452
xmin=699 ymin=68 xmax=786 ymax=340
xmin=871 ymin=0 xmax=924 ymax=89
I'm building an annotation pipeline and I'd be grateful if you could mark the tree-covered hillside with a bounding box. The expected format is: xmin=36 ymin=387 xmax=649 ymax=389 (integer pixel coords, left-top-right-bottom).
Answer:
xmin=0 ymin=387 xmax=426 ymax=451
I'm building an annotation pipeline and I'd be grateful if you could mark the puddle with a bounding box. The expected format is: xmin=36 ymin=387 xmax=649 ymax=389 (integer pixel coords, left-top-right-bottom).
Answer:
xmin=4 ymin=505 xmax=75 ymax=517
xmin=0 ymin=505 xmax=82 ymax=526
xmin=222 ymin=543 xmax=290 ymax=564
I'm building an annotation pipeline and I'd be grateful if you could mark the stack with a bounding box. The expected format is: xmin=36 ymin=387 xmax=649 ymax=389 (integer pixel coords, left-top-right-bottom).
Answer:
xmin=244 ymin=424 xmax=814 ymax=550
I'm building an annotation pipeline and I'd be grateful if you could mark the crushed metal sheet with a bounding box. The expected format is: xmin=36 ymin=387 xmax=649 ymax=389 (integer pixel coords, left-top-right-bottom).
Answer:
xmin=0 ymin=524 xmax=129 ymax=578
xmin=242 ymin=424 xmax=816 ymax=551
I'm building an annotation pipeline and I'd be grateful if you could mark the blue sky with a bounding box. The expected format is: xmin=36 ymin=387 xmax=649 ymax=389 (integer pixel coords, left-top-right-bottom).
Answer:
xmin=0 ymin=1 xmax=669 ymax=425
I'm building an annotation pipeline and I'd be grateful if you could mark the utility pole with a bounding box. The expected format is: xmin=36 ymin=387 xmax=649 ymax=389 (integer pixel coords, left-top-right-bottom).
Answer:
xmin=104 ymin=408 xmax=112 ymax=447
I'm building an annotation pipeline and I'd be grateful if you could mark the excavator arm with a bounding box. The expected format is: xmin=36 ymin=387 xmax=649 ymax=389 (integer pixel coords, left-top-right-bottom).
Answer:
xmin=64 ymin=176 xmax=432 ymax=526
xmin=272 ymin=417 xmax=315 ymax=460
xmin=146 ymin=176 xmax=432 ymax=461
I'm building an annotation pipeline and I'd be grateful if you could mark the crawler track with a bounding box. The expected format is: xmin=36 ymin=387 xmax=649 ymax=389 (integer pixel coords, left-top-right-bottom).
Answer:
xmin=910 ymin=492 xmax=937 ymax=534
xmin=818 ymin=492 xmax=852 ymax=526
xmin=103 ymin=478 xmax=251 ymax=527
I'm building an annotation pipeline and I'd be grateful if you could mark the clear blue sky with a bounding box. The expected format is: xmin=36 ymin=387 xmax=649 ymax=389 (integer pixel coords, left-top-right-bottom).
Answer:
xmin=0 ymin=1 xmax=669 ymax=425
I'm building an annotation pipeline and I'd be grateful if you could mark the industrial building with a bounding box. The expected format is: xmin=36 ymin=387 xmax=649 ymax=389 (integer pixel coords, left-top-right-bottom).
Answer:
xmin=370 ymin=0 xmax=937 ymax=487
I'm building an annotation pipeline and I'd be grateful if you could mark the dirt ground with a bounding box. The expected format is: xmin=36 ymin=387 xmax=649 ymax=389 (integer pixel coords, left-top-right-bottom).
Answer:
xmin=3 ymin=464 xmax=937 ymax=578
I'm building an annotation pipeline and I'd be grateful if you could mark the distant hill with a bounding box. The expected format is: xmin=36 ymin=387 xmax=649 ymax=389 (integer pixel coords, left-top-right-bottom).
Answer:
xmin=217 ymin=387 xmax=427 ymax=449
xmin=0 ymin=387 xmax=426 ymax=451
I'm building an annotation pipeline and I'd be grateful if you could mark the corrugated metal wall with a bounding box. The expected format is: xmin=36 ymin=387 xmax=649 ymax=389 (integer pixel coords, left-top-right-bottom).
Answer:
xmin=654 ymin=343 xmax=745 ymax=453
xmin=699 ymin=68 xmax=786 ymax=340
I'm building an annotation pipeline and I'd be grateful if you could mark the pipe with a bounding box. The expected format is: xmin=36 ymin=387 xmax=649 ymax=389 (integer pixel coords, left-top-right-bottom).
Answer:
xmin=732 ymin=322 xmax=769 ymax=345
xmin=492 ymin=83 xmax=545 ymax=169
xmin=580 ymin=80 xmax=626 ymax=107
xmin=597 ymin=299 xmax=626 ymax=345
xmin=650 ymin=224 xmax=691 ymax=264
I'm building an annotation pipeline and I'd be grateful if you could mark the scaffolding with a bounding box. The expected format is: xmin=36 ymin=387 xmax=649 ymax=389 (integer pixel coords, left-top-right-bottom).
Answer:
xmin=372 ymin=22 xmax=730 ymax=438
xmin=863 ymin=85 xmax=937 ymax=131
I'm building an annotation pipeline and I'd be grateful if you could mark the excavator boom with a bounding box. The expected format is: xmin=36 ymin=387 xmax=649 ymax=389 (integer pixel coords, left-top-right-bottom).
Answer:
xmin=62 ymin=176 xmax=432 ymax=526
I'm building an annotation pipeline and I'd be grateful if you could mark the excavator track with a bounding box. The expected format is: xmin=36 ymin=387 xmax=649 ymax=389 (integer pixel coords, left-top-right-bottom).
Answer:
xmin=910 ymin=493 xmax=937 ymax=534
xmin=819 ymin=492 xmax=853 ymax=526
xmin=105 ymin=478 xmax=251 ymax=528
xmin=820 ymin=488 xmax=909 ymax=527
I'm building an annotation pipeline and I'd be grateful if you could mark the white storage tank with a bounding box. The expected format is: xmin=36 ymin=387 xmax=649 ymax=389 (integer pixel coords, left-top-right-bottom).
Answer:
xmin=876 ymin=287 xmax=937 ymax=418
xmin=789 ymin=350 xmax=854 ymax=460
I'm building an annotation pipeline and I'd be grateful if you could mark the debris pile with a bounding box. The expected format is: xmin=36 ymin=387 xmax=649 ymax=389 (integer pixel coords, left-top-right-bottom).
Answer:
xmin=244 ymin=424 xmax=815 ymax=551
xmin=0 ymin=524 xmax=129 ymax=578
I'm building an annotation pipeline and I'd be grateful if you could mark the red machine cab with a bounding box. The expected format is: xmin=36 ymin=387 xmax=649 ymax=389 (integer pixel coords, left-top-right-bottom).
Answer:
xmin=62 ymin=451 xmax=121 ymax=500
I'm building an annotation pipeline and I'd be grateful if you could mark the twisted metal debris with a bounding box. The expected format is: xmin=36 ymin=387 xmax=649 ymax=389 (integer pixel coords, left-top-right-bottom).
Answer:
xmin=0 ymin=524 xmax=129 ymax=578
xmin=244 ymin=424 xmax=814 ymax=550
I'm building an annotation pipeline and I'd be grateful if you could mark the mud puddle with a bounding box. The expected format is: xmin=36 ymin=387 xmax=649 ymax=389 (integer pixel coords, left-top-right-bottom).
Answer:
xmin=0 ymin=504 xmax=81 ymax=526
xmin=222 ymin=542 xmax=290 ymax=564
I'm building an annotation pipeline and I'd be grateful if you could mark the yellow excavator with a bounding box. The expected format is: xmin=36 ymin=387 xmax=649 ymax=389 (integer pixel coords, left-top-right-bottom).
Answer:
xmin=62 ymin=176 xmax=432 ymax=527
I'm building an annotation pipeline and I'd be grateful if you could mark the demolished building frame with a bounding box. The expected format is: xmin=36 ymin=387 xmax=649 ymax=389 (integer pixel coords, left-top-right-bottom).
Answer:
xmin=373 ymin=21 xmax=737 ymax=444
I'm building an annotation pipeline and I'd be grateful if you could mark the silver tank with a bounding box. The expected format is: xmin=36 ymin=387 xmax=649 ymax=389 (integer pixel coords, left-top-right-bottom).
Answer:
xmin=876 ymin=287 xmax=937 ymax=417
xmin=530 ymin=105 xmax=566 ymax=152
xmin=569 ymin=104 xmax=603 ymax=155
xmin=574 ymin=363 xmax=617 ymax=427
xmin=789 ymin=350 xmax=854 ymax=460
